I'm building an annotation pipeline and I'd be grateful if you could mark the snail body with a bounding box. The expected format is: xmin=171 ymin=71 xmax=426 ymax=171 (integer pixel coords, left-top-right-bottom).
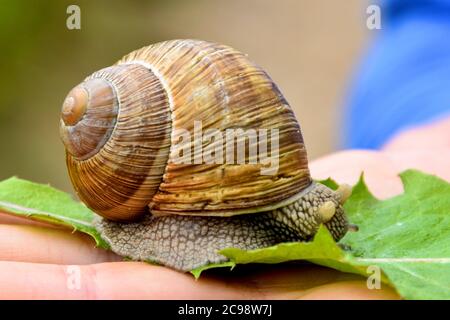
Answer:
xmin=60 ymin=40 xmax=350 ymax=271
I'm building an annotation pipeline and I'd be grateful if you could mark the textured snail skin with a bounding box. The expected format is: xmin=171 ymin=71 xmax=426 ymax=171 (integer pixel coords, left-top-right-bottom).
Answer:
xmin=95 ymin=182 xmax=348 ymax=271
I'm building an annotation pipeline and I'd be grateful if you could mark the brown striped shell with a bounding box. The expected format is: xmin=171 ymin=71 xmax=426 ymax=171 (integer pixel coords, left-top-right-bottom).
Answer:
xmin=59 ymin=39 xmax=312 ymax=222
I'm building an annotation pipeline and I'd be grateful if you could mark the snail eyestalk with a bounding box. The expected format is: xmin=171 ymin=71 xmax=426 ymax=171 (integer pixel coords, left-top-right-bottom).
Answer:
xmin=318 ymin=201 xmax=336 ymax=223
xmin=336 ymin=183 xmax=352 ymax=204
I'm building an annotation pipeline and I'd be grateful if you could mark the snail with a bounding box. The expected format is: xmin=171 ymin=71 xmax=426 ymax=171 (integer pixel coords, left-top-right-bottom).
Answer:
xmin=59 ymin=39 xmax=352 ymax=271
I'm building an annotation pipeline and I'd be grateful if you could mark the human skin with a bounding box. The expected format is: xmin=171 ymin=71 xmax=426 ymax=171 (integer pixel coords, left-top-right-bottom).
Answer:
xmin=0 ymin=117 xmax=448 ymax=299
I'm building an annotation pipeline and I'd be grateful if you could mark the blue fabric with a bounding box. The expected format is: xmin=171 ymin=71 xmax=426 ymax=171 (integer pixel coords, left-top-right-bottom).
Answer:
xmin=342 ymin=0 xmax=450 ymax=149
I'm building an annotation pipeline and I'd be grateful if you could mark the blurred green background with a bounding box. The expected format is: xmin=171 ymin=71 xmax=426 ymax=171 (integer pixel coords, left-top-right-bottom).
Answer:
xmin=0 ymin=0 xmax=367 ymax=194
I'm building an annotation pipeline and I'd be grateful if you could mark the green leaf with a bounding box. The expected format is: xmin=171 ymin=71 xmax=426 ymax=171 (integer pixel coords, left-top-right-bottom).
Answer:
xmin=220 ymin=226 xmax=371 ymax=276
xmin=191 ymin=261 xmax=235 ymax=280
xmin=192 ymin=225 xmax=388 ymax=282
xmin=192 ymin=170 xmax=450 ymax=300
xmin=0 ymin=177 xmax=108 ymax=249
xmin=317 ymin=177 xmax=339 ymax=190
xmin=341 ymin=170 xmax=450 ymax=299
xmin=192 ymin=227 xmax=358 ymax=279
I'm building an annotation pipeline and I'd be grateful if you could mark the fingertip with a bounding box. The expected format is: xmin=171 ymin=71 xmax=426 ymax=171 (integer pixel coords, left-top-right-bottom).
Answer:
xmin=0 ymin=224 xmax=120 ymax=264
xmin=297 ymin=280 xmax=401 ymax=300
xmin=310 ymin=149 xmax=404 ymax=199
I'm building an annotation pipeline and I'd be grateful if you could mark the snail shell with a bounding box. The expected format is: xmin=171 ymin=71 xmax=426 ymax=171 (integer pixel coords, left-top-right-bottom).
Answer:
xmin=60 ymin=39 xmax=311 ymax=222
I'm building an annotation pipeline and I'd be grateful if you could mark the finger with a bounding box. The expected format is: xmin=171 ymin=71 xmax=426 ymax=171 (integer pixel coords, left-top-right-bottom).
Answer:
xmin=310 ymin=150 xmax=404 ymax=199
xmin=0 ymin=261 xmax=257 ymax=299
xmin=0 ymin=211 xmax=63 ymax=228
xmin=0 ymin=261 xmax=399 ymax=299
xmin=385 ymin=149 xmax=450 ymax=182
xmin=0 ymin=224 xmax=120 ymax=264
xmin=297 ymin=280 xmax=400 ymax=300
xmin=382 ymin=117 xmax=450 ymax=182
xmin=383 ymin=116 xmax=450 ymax=151
xmin=204 ymin=263 xmax=398 ymax=299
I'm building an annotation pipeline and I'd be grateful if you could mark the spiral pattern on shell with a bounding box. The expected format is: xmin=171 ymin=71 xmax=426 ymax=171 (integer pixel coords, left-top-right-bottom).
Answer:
xmin=60 ymin=39 xmax=311 ymax=222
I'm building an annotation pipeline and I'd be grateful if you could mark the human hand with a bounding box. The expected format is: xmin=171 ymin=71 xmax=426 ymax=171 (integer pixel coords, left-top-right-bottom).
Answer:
xmin=0 ymin=219 xmax=399 ymax=299
xmin=1 ymin=117 xmax=448 ymax=299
